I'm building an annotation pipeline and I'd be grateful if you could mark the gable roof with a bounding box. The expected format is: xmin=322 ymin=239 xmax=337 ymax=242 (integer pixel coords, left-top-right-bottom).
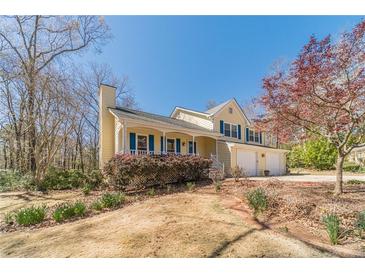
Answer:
xmin=109 ymin=106 xmax=220 ymax=135
xmin=171 ymin=98 xmax=251 ymax=125
xmin=205 ymin=99 xmax=231 ymax=115
xmin=205 ymin=98 xmax=251 ymax=125
xmin=170 ymin=106 xmax=210 ymax=118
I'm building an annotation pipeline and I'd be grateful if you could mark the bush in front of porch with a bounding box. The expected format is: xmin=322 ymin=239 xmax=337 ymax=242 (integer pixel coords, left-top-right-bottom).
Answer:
xmin=102 ymin=154 xmax=212 ymax=190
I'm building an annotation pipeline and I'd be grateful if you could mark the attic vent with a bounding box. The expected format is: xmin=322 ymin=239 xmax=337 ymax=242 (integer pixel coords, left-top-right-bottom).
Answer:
xmin=228 ymin=107 xmax=233 ymax=114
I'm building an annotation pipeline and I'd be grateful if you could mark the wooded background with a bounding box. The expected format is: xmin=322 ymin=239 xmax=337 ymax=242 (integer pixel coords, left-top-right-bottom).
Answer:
xmin=0 ymin=16 xmax=137 ymax=180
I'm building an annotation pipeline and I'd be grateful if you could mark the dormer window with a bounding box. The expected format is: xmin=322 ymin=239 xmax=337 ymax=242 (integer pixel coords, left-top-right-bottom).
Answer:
xmin=228 ymin=107 xmax=233 ymax=114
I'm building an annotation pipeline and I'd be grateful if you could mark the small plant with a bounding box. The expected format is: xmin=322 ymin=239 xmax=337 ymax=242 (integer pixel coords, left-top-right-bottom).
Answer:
xmin=4 ymin=212 xmax=14 ymax=225
xmin=91 ymin=200 xmax=103 ymax=211
xmin=186 ymin=181 xmax=196 ymax=191
xmin=166 ymin=184 xmax=172 ymax=193
xmin=279 ymin=226 xmax=289 ymax=233
xmin=322 ymin=213 xmax=340 ymax=245
xmin=231 ymin=166 xmax=244 ymax=182
xmin=100 ymin=192 xmax=125 ymax=208
xmin=356 ymin=211 xmax=365 ymax=238
xmin=15 ymin=205 xmax=46 ymax=226
xmin=147 ymin=187 xmax=156 ymax=196
xmin=245 ymin=188 xmax=268 ymax=217
xmin=53 ymin=201 xmax=86 ymax=222
xmin=347 ymin=179 xmax=365 ymax=185
xmin=214 ymin=180 xmax=222 ymax=192
xmin=82 ymin=183 xmax=92 ymax=195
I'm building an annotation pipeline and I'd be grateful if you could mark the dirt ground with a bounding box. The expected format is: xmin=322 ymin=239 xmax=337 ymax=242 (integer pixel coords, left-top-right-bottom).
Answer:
xmin=0 ymin=180 xmax=364 ymax=258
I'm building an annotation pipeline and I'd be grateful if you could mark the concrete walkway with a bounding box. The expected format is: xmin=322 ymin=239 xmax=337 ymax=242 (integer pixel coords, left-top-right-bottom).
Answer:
xmin=254 ymin=174 xmax=365 ymax=183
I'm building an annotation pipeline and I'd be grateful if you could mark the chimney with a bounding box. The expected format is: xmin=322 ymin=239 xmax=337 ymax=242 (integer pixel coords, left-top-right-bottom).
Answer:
xmin=99 ymin=84 xmax=116 ymax=169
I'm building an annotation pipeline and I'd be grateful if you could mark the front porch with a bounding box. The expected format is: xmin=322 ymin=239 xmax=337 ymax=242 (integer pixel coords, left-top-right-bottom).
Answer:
xmin=115 ymin=122 xmax=219 ymax=158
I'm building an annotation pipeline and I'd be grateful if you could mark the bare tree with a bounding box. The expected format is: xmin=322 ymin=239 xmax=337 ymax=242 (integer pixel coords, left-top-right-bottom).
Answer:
xmin=206 ymin=99 xmax=217 ymax=110
xmin=0 ymin=16 xmax=110 ymax=175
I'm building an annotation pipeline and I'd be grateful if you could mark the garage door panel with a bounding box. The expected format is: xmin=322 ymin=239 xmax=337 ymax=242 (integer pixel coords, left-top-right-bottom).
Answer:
xmin=237 ymin=150 xmax=257 ymax=176
xmin=266 ymin=153 xmax=281 ymax=176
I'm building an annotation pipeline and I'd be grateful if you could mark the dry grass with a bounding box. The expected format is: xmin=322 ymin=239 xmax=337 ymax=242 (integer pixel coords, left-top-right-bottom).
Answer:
xmin=223 ymin=178 xmax=365 ymax=257
xmin=0 ymin=191 xmax=330 ymax=258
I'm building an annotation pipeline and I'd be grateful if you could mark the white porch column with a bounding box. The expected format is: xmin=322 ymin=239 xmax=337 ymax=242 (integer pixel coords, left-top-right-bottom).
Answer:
xmin=192 ymin=135 xmax=195 ymax=155
xmin=115 ymin=120 xmax=122 ymax=153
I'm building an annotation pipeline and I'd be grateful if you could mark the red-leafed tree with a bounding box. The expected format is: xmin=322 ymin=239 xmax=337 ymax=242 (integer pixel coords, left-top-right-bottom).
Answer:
xmin=257 ymin=20 xmax=365 ymax=195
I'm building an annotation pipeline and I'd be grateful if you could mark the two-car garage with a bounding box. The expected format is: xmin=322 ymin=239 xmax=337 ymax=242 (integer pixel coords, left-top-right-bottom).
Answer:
xmin=235 ymin=145 xmax=287 ymax=176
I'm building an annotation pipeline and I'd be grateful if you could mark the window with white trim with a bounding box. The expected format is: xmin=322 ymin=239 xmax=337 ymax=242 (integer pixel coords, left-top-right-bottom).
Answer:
xmin=248 ymin=129 xmax=261 ymax=144
xmin=224 ymin=123 xmax=239 ymax=138
xmin=231 ymin=125 xmax=238 ymax=138
xmin=249 ymin=130 xmax=254 ymax=142
xmin=167 ymin=139 xmax=175 ymax=153
xmin=224 ymin=123 xmax=231 ymax=137
xmin=137 ymin=135 xmax=147 ymax=151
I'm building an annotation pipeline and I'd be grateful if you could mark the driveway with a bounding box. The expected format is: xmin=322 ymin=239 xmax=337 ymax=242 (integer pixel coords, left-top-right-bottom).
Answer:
xmin=254 ymin=174 xmax=365 ymax=183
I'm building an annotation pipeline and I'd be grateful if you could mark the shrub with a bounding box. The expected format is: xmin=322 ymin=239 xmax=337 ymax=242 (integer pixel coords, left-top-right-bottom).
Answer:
xmin=91 ymin=200 xmax=103 ymax=211
xmin=53 ymin=201 xmax=86 ymax=222
xmin=343 ymin=162 xmax=361 ymax=172
xmin=100 ymin=192 xmax=125 ymax=208
xmin=356 ymin=211 xmax=365 ymax=238
xmin=245 ymin=188 xmax=268 ymax=217
xmin=231 ymin=166 xmax=245 ymax=182
xmin=147 ymin=188 xmax=156 ymax=196
xmin=0 ymin=169 xmax=34 ymax=191
xmin=41 ymin=167 xmax=86 ymax=190
xmin=322 ymin=214 xmax=340 ymax=245
xmin=82 ymin=183 xmax=92 ymax=195
xmin=214 ymin=180 xmax=222 ymax=192
xmin=347 ymin=179 xmax=365 ymax=185
xmin=287 ymin=137 xmax=337 ymax=170
xmin=86 ymin=170 xmax=103 ymax=189
xmin=103 ymin=154 xmax=212 ymax=191
xmin=15 ymin=205 xmax=46 ymax=226
xmin=186 ymin=182 xmax=195 ymax=191
xmin=4 ymin=212 xmax=14 ymax=225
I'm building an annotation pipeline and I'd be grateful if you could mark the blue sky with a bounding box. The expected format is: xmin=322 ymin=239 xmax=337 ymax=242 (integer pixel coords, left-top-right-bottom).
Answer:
xmin=85 ymin=16 xmax=363 ymax=115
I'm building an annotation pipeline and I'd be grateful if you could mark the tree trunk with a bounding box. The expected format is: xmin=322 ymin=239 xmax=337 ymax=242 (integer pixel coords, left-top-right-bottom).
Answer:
xmin=334 ymin=154 xmax=345 ymax=195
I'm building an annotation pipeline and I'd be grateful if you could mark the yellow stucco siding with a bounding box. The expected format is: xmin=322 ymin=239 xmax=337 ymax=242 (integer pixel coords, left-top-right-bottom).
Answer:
xmin=213 ymin=101 xmax=249 ymax=134
xmin=99 ymin=85 xmax=116 ymax=169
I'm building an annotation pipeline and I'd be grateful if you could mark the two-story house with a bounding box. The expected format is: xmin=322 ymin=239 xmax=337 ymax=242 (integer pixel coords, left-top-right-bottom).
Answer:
xmin=99 ymin=84 xmax=288 ymax=176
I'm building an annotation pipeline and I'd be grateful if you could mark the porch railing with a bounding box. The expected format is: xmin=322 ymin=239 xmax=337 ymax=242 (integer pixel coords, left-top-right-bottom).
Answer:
xmin=210 ymin=153 xmax=225 ymax=179
xmin=125 ymin=149 xmax=199 ymax=156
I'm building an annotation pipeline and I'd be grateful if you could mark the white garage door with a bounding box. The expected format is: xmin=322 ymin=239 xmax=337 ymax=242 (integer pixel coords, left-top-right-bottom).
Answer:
xmin=266 ymin=153 xmax=281 ymax=176
xmin=237 ymin=150 xmax=257 ymax=176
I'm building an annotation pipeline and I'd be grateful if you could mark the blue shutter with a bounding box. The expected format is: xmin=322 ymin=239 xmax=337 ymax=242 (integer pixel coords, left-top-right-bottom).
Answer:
xmin=160 ymin=136 xmax=163 ymax=153
xmin=129 ymin=132 xmax=136 ymax=150
xmin=176 ymin=138 xmax=181 ymax=153
xmin=194 ymin=142 xmax=197 ymax=154
xmin=259 ymin=132 xmax=262 ymax=144
xmin=245 ymin=128 xmax=249 ymax=143
xmin=220 ymin=120 xmax=224 ymax=134
xmin=238 ymin=125 xmax=241 ymax=140
xmin=149 ymin=135 xmax=154 ymax=153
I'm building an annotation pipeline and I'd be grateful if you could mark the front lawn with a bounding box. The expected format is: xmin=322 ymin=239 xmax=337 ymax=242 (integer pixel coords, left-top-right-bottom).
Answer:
xmin=0 ymin=179 xmax=364 ymax=257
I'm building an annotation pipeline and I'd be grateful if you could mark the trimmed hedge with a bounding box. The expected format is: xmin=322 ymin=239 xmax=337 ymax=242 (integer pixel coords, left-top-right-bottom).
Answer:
xmin=103 ymin=154 xmax=212 ymax=190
